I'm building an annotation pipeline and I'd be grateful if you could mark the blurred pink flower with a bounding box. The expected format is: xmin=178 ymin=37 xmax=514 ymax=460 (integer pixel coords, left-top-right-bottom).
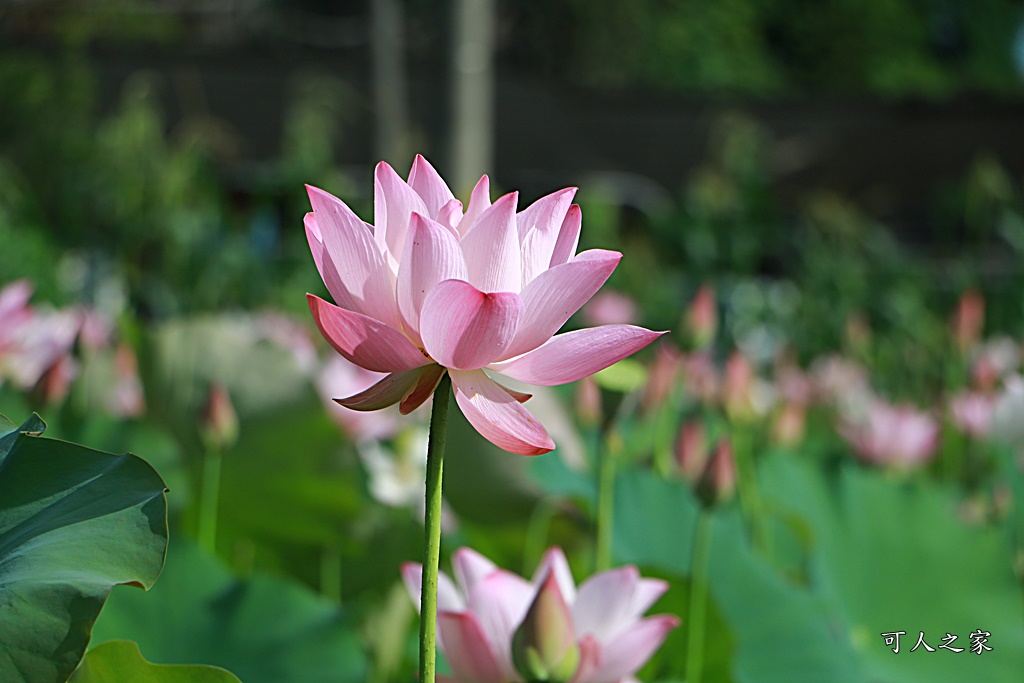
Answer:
xmin=304 ymin=156 xmax=663 ymax=455
xmin=581 ymin=290 xmax=638 ymax=327
xmin=402 ymin=547 xmax=678 ymax=683
xmin=684 ymin=284 xmax=717 ymax=350
xmin=0 ymin=280 xmax=33 ymax=351
xmin=949 ymin=391 xmax=995 ymax=438
xmin=0 ymin=308 xmax=81 ymax=400
xmin=316 ymin=355 xmax=399 ymax=441
xmin=641 ymin=342 xmax=682 ymax=413
xmin=679 ymin=351 xmax=719 ymax=404
xmin=839 ymin=400 xmax=939 ymax=469
xmin=722 ymin=351 xmax=775 ymax=421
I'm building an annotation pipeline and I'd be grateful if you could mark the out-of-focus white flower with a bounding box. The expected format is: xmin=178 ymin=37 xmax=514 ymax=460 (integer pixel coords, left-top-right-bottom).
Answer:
xmin=990 ymin=375 xmax=1024 ymax=445
xmin=811 ymin=354 xmax=873 ymax=417
xmin=971 ymin=336 xmax=1020 ymax=392
xmin=358 ymin=428 xmax=428 ymax=508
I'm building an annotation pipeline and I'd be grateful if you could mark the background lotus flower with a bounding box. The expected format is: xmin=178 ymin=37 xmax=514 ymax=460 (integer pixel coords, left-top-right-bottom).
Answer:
xmin=949 ymin=390 xmax=995 ymax=438
xmin=305 ymin=155 xmax=664 ymax=455
xmin=402 ymin=547 xmax=679 ymax=683
xmin=839 ymin=399 xmax=939 ymax=468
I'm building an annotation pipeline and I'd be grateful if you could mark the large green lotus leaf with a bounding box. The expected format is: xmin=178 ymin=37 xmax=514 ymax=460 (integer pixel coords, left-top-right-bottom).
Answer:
xmin=612 ymin=468 xmax=700 ymax=571
xmin=758 ymin=455 xmax=1024 ymax=683
xmin=706 ymin=509 xmax=865 ymax=683
xmin=91 ymin=541 xmax=367 ymax=683
xmin=70 ymin=641 xmax=240 ymax=683
xmin=217 ymin=407 xmax=363 ymax=547
xmin=611 ymin=467 xmax=863 ymax=682
xmin=0 ymin=414 xmax=168 ymax=683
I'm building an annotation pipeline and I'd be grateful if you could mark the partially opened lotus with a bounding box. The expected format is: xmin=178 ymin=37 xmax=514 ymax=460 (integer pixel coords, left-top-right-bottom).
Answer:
xmin=305 ymin=155 xmax=664 ymax=455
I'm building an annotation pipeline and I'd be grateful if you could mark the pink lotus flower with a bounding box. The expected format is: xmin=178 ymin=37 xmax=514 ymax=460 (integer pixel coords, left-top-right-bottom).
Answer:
xmin=304 ymin=156 xmax=664 ymax=455
xmin=949 ymin=391 xmax=995 ymax=438
xmin=839 ymin=400 xmax=939 ymax=469
xmin=402 ymin=547 xmax=679 ymax=683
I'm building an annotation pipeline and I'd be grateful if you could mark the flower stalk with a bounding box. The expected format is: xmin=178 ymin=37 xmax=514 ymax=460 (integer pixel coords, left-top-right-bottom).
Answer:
xmin=685 ymin=509 xmax=712 ymax=683
xmin=419 ymin=372 xmax=451 ymax=683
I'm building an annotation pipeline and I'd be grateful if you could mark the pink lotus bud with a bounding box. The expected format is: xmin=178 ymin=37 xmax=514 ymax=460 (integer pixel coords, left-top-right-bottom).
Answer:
xmin=685 ymin=284 xmax=718 ymax=350
xmin=773 ymin=401 xmax=806 ymax=447
xmin=641 ymin=342 xmax=682 ymax=413
xmin=675 ymin=420 xmax=709 ymax=483
xmin=723 ymin=351 xmax=755 ymax=421
xmin=697 ymin=439 xmax=736 ymax=507
xmin=952 ymin=289 xmax=984 ymax=352
xmin=512 ymin=571 xmax=580 ymax=683
xmin=575 ymin=376 xmax=602 ymax=428
xmin=201 ymin=383 xmax=238 ymax=451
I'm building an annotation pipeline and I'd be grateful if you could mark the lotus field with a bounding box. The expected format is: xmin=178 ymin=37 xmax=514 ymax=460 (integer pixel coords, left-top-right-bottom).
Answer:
xmin=3 ymin=147 xmax=1024 ymax=683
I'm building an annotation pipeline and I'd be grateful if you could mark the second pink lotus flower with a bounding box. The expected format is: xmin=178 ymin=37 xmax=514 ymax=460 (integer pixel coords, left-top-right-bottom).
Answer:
xmin=305 ymin=156 xmax=664 ymax=455
xmin=403 ymin=547 xmax=679 ymax=683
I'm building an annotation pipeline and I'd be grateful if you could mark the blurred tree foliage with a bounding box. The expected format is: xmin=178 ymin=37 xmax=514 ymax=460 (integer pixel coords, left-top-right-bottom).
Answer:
xmin=509 ymin=0 xmax=1024 ymax=96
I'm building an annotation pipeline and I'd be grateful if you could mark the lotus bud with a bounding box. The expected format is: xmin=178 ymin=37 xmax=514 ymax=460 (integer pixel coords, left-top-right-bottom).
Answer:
xmin=675 ymin=420 xmax=709 ymax=483
xmin=201 ymin=383 xmax=238 ymax=451
xmin=952 ymin=289 xmax=984 ymax=353
xmin=696 ymin=439 xmax=736 ymax=508
xmin=723 ymin=351 xmax=755 ymax=422
xmin=684 ymin=284 xmax=718 ymax=351
xmin=512 ymin=571 xmax=580 ymax=683
xmin=772 ymin=401 xmax=806 ymax=447
xmin=641 ymin=342 xmax=682 ymax=414
xmin=575 ymin=376 xmax=602 ymax=428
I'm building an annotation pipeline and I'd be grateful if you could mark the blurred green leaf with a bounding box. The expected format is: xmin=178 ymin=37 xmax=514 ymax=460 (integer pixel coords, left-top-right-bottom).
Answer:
xmin=757 ymin=454 xmax=1024 ymax=683
xmin=592 ymin=359 xmax=648 ymax=393
xmin=612 ymin=468 xmax=700 ymax=571
xmin=70 ymin=641 xmax=240 ymax=683
xmin=0 ymin=413 xmax=168 ymax=683
xmin=91 ymin=540 xmax=368 ymax=683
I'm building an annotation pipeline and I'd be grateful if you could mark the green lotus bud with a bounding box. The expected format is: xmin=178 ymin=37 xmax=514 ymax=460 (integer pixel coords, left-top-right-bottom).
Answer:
xmin=512 ymin=571 xmax=580 ymax=682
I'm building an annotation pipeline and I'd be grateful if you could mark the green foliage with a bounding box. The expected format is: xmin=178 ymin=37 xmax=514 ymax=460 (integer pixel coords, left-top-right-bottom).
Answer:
xmin=70 ymin=641 xmax=240 ymax=683
xmin=91 ymin=541 xmax=368 ymax=683
xmin=530 ymin=0 xmax=1024 ymax=96
xmin=0 ymin=414 xmax=168 ymax=683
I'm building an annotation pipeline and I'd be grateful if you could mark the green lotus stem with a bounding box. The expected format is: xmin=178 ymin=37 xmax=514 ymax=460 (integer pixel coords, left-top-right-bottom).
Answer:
xmin=594 ymin=430 xmax=620 ymax=573
xmin=198 ymin=445 xmax=222 ymax=553
xmin=685 ymin=510 xmax=712 ymax=683
xmin=420 ymin=372 xmax=451 ymax=683
xmin=321 ymin=543 xmax=342 ymax=604
xmin=732 ymin=426 xmax=766 ymax=554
